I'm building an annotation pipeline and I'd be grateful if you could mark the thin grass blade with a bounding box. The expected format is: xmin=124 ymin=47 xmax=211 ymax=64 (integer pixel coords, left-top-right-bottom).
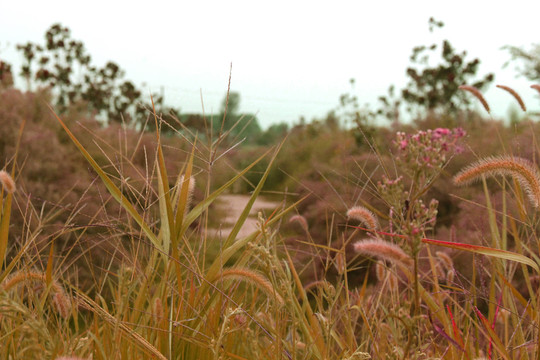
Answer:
xmin=421 ymin=237 xmax=540 ymax=273
xmin=50 ymin=106 xmax=159 ymax=249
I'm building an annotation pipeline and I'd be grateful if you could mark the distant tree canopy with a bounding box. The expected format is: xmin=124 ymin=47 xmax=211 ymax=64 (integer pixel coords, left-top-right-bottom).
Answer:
xmin=14 ymin=23 xmax=168 ymax=125
xmin=6 ymin=23 xmax=269 ymax=142
xmin=217 ymin=91 xmax=261 ymax=142
xmin=0 ymin=60 xmax=13 ymax=88
xmin=504 ymin=44 xmax=540 ymax=82
xmin=1 ymin=18 xmax=513 ymax=145
xmin=335 ymin=17 xmax=495 ymax=145
xmin=379 ymin=18 xmax=494 ymax=119
xmin=152 ymin=91 xmax=264 ymax=144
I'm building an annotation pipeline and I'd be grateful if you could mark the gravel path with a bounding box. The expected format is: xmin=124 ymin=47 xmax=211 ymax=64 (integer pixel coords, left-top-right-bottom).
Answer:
xmin=208 ymin=194 xmax=280 ymax=239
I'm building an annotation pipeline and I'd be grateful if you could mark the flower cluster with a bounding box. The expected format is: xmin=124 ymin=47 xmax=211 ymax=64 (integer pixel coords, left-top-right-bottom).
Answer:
xmin=407 ymin=198 xmax=439 ymax=237
xmin=394 ymin=128 xmax=466 ymax=180
xmin=377 ymin=175 xmax=406 ymax=208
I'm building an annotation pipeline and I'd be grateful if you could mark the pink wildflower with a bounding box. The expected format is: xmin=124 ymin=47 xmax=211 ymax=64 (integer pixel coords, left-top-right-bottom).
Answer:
xmin=434 ymin=128 xmax=451 ymax=135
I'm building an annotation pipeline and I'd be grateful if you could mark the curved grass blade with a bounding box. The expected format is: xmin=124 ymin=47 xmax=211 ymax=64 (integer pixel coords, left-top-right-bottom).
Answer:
xmin=422 ymin=237 xmax=540 ymax=273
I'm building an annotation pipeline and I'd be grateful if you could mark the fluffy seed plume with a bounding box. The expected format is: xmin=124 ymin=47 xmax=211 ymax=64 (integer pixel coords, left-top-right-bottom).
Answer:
xmin=178 ymin=175 xmax=196 ymax=210
xmin=216 ymin=268 xmax=284 ymax=305
xmin=375 ymin=261 xmax=398 ymax=290
xmin=0 ymin=170 xmax=16 ymax=193
xmin=435 ymin=251 xmax=454 ymax=271
xmin=496 ymin=85 xmax=526 ymax=111
xmin=454 ymin=156 xmax=540 ymax=207
xmin=353 ymin=239 xmax=412 ymax=266
xmin=387 ymin=271 xmax=398 ymax=291
xmin=334 ymin=252 xmax=346 ymax=275
xmin=2 ymin=270 xmax=72 ymax=318
xmin=375 ymin=260 xmax=386 ymax=282
xmin=52 ymin=290 xmax=72 ymax=319
xmin=446 ymin=269 xmax=455 ymax=284
xmin=289 ymin=214 xmax=309 ymax=233
xmin=531 ymin=84 xmax=540 ymax=94
xmin=347 ymin=206 xmax=379 ymax=230
xmin=153 ymin=297 xmax=163 ymax=320
xmin=459 ymin=85 xmax=490 ymax=113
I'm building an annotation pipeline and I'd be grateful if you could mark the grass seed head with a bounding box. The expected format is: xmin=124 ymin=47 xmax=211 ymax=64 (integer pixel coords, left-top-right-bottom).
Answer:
xmin=387 ymin=270 xmax=398 ymax=291
xmin=179 ymin=175 xmax=196 ymax=210
xmin=347 ymin=206 xmax=379 ymax=231
xmin=353 ymin=239 xmax=412 ymax=266
xmin=375 ymin=260 xmax=386 ymax=282
xmin=496 ymin=84 xmax=526 ymax=111
xmin=435 ymin=251 xmax=454 ymax=271
xmin=454 ymin=155 xmax=540 ymax=207
xmin=2 ymin=270 xmax=72 ymax=318
xmin=153 ymin=297 xmax=163 ymax=320
xmin=52 ymin=290 xmax=72 ymax=319
xmin=459 ymin=85 xmax=490 ymax=113
xmin=446 ymin=269 xmax=455 ymax=284
xmin=334 ymin=252 xmax=346 ymax=275
xmin=218 ymin=268 xmax=284 ymax=305
xmin=289 ymin=214 xmax=309 ymax=233
xmin=0 ymin=170 xmax=16 ymax=193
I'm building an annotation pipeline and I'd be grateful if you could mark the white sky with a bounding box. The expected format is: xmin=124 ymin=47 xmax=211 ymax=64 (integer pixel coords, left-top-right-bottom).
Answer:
xmin=1 ymin=0 xmax=540 ymax=128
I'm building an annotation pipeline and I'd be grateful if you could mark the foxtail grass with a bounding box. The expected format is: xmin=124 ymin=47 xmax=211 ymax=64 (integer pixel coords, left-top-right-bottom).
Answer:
xmin=0 ymin=170 xmax=16 ymax=193
xmin=454 ymin=155 xmax=540 ymax=208
xmin=459 ymin=84 xmax=490 ymax=113
xmin=496 ymin=84 xmax=526 ymax=111
xmin=2 ymin=270 xmax=72 ymax=319
xmin=353 ymin=239 xmax=412 ymax=266
xmin=435 ymin=250 xmax=454 ymax=271
xmin=289 ymin=214 xmax=309 ymax=233
xmin=347 ymin=206 xmax=379 ymax=230
xmin=213 ymin=267 xmax=284 ymax=305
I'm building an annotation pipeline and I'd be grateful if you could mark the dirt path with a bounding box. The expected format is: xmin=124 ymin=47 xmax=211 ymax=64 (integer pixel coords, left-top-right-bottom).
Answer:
xmin=208 ymin=194 xmax=280 ymax=239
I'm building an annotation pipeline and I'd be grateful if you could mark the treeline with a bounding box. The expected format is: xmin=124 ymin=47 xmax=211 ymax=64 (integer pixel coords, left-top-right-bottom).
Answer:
xmin=1 ymin=19 xmax=540 ymax=144
xmin=0 ymin=23 xmax=289 ymax=146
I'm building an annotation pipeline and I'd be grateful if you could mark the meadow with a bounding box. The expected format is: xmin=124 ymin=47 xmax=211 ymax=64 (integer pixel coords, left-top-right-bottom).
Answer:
xmin=2 ymin=82 xmax=540 ymax=360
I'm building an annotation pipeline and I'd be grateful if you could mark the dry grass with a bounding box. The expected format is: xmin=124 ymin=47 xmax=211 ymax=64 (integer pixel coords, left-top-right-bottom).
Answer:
xmin=459 ymin=84 xmax=491 ymax=113
xmin=496 ymin=84 xmax=527 ymax=111
xmin=454 ymin=155 xmax=540 ymax=207
xmin=3 ymin=87 xmax=540 ymax=359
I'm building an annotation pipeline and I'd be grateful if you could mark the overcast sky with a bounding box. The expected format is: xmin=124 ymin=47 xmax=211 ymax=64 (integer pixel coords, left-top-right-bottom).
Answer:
xmin=1 ymin=0 xmax=540 ymax=128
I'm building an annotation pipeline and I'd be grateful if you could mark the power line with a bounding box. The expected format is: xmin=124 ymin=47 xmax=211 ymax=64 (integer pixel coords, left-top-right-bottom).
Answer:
xmin=142 ymin=84 xmax=337 ymax=107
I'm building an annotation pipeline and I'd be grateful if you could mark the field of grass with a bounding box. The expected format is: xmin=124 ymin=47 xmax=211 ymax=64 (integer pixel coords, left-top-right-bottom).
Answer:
xmin=2 ymin=86 xmax=540 ymax=359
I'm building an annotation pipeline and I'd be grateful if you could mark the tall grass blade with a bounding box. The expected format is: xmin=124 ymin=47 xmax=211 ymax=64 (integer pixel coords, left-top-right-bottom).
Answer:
xmin=223 ymin=139 xmax=285 ymax=250
xmin=50 ymin=106 xmax=159 ymax=249
xmin=152 ymin=97 xmax=176 ymax=254
xmin=0 ymin=193 xmax=12 ymax=269
xmin=421 ymin=237 xmax=540 ymax=273
xmin=76 ymin=290 xmax=167 ymax=360
xmin=180 ymin=148 xmax=273 ymax=234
